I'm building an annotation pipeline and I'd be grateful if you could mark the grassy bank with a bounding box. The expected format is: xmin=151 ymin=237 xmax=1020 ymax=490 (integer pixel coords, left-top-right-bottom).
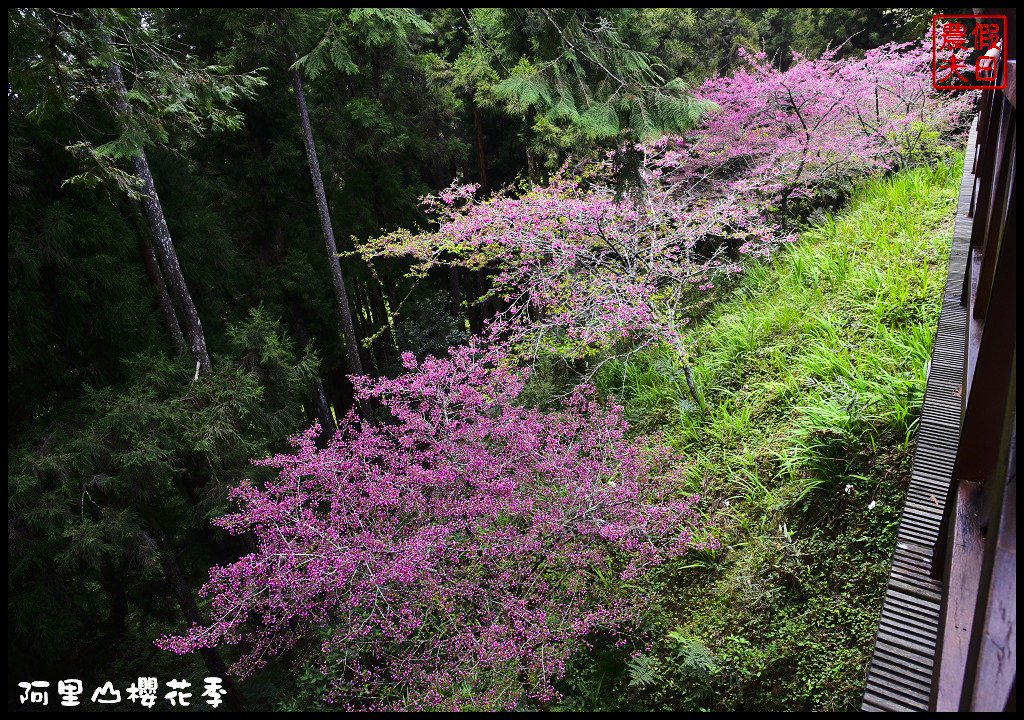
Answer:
xmin=572 ymin=158 xmax=963 ymax=711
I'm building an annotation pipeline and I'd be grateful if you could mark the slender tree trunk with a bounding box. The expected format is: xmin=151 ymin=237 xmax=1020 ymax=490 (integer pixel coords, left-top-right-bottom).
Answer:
xmin=473 ymin=101 xmax=490 ymax=194
xmin=268 ymin=224 xmax=337 ymax=442
xmin=350 ymin=281 xmax=377 ymax=376
xmin=356 ymin=281 xmax=381 ymax=370
xmin=141 ymin=519 xmax=247 ymax=711
xmin=370 ymin=289 xmax=393 ymax=365
xmin=284 ymin=44 xmax=375 ymax=423
xmin=681 ymin=362 xmax=704 ymax=414
xmin=367 ymin=286 xmax=387 ymax=372
xmin=138 ymin=216 xmax=187 ymax=355
xmin=379 ymin=264 xmax=401 ymax=353
xmin=288 ymin=304 xmax=337 ymax=442
xmin=447 ymin=267 xmax=463 ymax=319
xmin=383 ymin=269 xmax=399 ymax=318
xmin=525 ymin=107 xmax=540 ymax=184
xmin=526 ymin=149 xmax=540 ymax=185
xmin=143 ymin=264 xmax=183 ymax=353
xmin=311 ymin=381 xmax=334 ymax=437
xmin=106 ymin=59 xmax=211 ymax=372
xmin=474 ymin=269 xmax=495 ymax=323
xmin=464 ymin=269 xmax=484 ymax=335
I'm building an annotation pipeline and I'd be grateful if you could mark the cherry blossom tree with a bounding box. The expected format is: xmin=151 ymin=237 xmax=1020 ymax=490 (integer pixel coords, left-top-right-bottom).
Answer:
xmin=651 ymin=41 xmax=973 ymax=214
xmin=842 ymin=41 xmax=975 ymax=166
xmin=157 ymin=41 xmax=972 ymax=711
xmin=365 ymin=171 xmax=789 ymax=397
xmin=157 ymin=346 xmax=716 ymax=710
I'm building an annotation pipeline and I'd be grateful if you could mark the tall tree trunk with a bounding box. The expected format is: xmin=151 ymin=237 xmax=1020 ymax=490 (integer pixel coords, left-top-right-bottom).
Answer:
xmin=526 ymin=149 xmax=540 ymax=185
xmin=140 ymin=518 xmax=247 ymax=711
xmin=143 ymin=250 xmax=186 ymax=353
xmin=268 ymin=223 xmax=337 ymax=442
xmin=447 ymin=267 xmax=463 ymax=319
xmin=136 ymin=209 xmax=187 ymax=355
xmin=284 ymin=43 xmax=375 ymax=423
xmin=288 ymin=303 xmax=337 ymax=442
xmin=106 ymin=58 xmax=211 ymax=373
xmin=473 ymin=101 xmax=490 ymax=194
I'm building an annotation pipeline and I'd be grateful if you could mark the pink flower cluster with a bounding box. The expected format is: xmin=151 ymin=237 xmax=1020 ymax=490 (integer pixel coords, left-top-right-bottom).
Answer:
xmin=651 ymin=41 xmax=974 ymax=209
xmin=366 ymin=170 xmax=771 ymax=365
xmin=157 ymin=346 xmax=716 ymax=709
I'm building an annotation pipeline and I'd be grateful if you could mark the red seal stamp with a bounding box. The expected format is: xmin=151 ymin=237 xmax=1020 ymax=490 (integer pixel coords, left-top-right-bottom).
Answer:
xmin=931 ymin=14 xmax=1008 ymax=89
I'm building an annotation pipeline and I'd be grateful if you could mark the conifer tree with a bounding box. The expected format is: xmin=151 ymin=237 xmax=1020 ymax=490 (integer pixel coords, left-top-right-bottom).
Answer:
xmin=12 ymin=8 xmax=263 ymax=372
xmin=458 ymin=8 xmax=708 ymax=184
xmin=278 ymin=8 xmax=450 ymax=421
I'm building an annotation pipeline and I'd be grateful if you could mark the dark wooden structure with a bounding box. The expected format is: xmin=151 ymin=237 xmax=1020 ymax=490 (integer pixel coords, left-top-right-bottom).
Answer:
xmin=862 ymin=26 xmax=1016 ymax=713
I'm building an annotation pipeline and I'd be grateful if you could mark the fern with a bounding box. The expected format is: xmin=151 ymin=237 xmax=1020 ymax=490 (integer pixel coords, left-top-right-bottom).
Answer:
xmin=668 ymin=632 xmax=720 ymax=678
xmin=626 ymin=653 xmax=662 ymax=688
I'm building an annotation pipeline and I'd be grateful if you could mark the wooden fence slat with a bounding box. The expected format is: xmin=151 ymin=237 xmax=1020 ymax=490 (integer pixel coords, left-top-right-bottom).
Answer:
xmin=860 ymin=116 xmax=976 ymax=712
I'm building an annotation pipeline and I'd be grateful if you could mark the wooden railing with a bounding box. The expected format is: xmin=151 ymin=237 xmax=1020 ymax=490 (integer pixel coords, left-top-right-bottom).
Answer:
xmin=930 ymin=34 xmax=1016 ymax=712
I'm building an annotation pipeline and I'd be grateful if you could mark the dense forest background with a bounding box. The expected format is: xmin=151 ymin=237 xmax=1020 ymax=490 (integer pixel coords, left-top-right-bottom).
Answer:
xmin=9 ymin=7 xmax=952 ymax=711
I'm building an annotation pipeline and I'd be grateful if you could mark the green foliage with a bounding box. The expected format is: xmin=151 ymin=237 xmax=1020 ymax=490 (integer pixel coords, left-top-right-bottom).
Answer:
xmin=634 ymin=8 xmax=939 ymax=84
xmin=9 ymin=308 xmax=318 ymax=683
xmin=292 ymin=9 xmax=433 ymax=80
xmin=389 ymin=291 xmax=469 ymax=369
xmin=8 ymin=127 xmax=163 ymax=427
xmin=456 ymin=8 xmax=708 ymax=179
xmin=10 ymin=8 xmax=266 ymax=193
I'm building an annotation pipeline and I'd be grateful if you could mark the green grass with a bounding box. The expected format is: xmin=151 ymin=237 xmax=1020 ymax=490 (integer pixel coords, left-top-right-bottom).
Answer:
xmin=581 ymin=158 xmax=963 ymax=711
